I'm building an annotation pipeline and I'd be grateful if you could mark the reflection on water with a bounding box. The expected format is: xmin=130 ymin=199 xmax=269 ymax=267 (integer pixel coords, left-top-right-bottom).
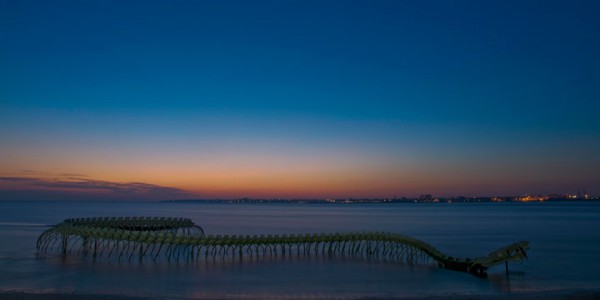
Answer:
xmin=38 ymin=252 xmax=471 ymax=298
xmin=0 ymin=201 xmax=599 ymax=298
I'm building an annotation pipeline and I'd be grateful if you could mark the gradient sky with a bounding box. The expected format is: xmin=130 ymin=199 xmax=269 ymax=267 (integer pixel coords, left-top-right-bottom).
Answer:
xmin=1 ymin=0 xmax=599 ymax=200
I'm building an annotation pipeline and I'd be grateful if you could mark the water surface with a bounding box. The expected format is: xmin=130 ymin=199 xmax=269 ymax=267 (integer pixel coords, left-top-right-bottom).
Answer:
xmin=0 ymin=201 xmax=598 ymax=298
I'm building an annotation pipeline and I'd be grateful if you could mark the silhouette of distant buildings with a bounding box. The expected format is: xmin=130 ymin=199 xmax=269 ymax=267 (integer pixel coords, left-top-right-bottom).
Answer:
xmin=167 ymin=191 xmax=598 ymax=204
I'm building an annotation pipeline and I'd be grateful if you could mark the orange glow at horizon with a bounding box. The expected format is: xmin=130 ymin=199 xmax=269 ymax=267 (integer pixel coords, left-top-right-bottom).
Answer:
xmin=2 ymin=122 xmax=598 ymax=199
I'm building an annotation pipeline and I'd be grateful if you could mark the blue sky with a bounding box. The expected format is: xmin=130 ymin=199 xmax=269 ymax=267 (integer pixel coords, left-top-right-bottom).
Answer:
xmin=1 ymin=0 xmax=599 ymax=199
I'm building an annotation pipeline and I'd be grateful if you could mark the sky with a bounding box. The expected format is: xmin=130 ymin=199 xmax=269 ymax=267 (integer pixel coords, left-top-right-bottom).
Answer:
xmin=1 ymin=0 xmax=599 ymax=200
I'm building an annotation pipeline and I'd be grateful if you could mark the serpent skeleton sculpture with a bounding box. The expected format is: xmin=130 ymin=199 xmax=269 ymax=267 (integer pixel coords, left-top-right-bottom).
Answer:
xmin=37 ymin=217 xmax=529 ymax=277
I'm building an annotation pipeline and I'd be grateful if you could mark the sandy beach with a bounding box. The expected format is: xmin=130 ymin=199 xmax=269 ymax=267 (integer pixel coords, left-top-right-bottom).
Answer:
xmin=2 ymin=289 xmax=600 ymax=300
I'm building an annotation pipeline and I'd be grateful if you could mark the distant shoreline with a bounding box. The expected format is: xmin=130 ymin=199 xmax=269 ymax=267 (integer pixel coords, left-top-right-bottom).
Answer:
xmin=162 ymin=198 xmax=600 ymax=204
xmin=1 ymin=198 xmax=599 ymax=204
xmin=2 ymin=289 xmax=600 ymax=300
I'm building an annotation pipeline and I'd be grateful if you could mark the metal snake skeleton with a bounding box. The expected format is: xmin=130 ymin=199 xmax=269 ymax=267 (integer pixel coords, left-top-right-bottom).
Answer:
xmin=36 ymin=217 xmax=529 ymax=277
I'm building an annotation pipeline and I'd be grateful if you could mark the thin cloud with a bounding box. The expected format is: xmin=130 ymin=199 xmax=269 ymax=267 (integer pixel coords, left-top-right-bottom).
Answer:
xmin=0 ymin=176 xmax=194 ymax=201
xmin=0 ymin=177 xmax=39 ymax=183
xmin=59 ymin=173 xmax=89 ymax=178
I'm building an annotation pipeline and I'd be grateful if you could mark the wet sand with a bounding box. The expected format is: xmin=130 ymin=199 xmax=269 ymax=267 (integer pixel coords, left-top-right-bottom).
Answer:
xmin=2 ymin=289 xmax=600 ymax=300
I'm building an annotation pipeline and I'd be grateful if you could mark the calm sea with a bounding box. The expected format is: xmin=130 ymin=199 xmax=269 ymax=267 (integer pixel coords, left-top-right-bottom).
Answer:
xmin=0 ymin=201 xmax=599 ymax=299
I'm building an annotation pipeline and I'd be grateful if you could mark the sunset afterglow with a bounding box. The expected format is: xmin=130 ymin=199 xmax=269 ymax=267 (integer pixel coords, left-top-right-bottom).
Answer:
xmin=1 ymin=1 xmax=598 ymax=200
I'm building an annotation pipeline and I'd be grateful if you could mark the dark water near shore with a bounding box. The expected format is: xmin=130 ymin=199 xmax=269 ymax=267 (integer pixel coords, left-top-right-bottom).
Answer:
xmin=0 ymin=201 xmax=599 ymax=299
